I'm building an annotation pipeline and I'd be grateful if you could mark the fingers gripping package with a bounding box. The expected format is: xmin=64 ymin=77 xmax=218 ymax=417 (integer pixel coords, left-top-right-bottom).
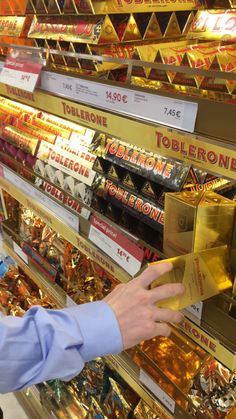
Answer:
xmin=150 ymin=245 xmax=233 ymax=311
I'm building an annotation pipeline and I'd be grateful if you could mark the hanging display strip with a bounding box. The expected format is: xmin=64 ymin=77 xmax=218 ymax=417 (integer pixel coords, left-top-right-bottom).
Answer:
xmin=40 ymin=71 xmax=198 ymax=133
xmin=180 ymin=317 xmax=236 ymax=371
xmin=0 ymin=84 xmax=234 ymax=182
xmin=0 ymin=164 xmax=130 ymax=282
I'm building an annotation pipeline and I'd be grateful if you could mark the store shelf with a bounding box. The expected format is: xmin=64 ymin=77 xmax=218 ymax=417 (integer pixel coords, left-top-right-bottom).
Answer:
xmin=16 ymin=386 xmax=46 ymax=419
xmin=3 ymin=240 xmax=66 ymax=309
xmin=0 ymin=163 xmax=131 ymax=283
xmin=0 ymin=67 xmax=235 ymax=181
xmin=107 ymin=353 xmax=195 ymax=419
xmin=179 ymin=317 xmax=236 ymax=371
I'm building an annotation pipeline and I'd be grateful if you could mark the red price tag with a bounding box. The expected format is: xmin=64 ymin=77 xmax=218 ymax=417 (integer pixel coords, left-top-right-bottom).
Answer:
xmin=106 ymin=90 xmax=128 ymax=104
xmin=89 ymin=215 xmax=144 ymax=276
xmin=0 ymin=49 xmax=43 ymax=93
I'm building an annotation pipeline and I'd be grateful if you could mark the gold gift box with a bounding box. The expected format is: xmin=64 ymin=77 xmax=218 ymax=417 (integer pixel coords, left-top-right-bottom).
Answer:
xmin=164 ymin=191 xmax=236 ymax=257
xmin=150 ymin=245 xmax=232 ymax=311
xmin=127 ymin=327 xmax=208 ymax=411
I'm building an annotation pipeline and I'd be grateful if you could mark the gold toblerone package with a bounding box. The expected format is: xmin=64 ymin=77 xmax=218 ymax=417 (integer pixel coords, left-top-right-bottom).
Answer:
xmin=91 ymin=0 xmax=205 ymax=14
xmin=150 ymin=246 xmax=232 ymax=310
xmin=164 ymin=191 xmax=236 ymax=257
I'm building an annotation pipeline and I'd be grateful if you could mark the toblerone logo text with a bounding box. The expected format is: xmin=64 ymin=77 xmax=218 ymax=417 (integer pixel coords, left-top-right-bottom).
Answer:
xmin=156 ymin=131 xmax=236 ymax=173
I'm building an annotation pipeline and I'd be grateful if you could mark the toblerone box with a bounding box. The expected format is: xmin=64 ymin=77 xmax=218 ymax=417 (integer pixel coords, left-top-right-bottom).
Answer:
xmin=150 ymin=245 xmax=232 ymax=310
xmin=164 ymin=191 xmax=236 ymax=257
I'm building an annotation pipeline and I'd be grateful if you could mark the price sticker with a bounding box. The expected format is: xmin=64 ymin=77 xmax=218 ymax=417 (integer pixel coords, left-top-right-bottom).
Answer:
xmin=89 ymin=215 xmax=144 ymax=276
xmin=140 ymin=369 xmax=176 ymax=413
xmin=41 ymin=71 xmax=198 ymax=133
xmin=13 ymin=241 xmax=28 ymax=265
xmin=185 ymin=302 xmax=203 ymax=321
xmin=0 ymin=49 xmax=43 ymax=93
xmin=105 ymin=90 xmax=129 ymax=105
xmin=163 ymin=107 xmax=182 ymax=120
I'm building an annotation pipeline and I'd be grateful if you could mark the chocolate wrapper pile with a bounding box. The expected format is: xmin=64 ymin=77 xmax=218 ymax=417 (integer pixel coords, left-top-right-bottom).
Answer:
xmin=38 ymin=357 xmax=159 ymax=418
xmin=128 ymin=332 xmax=236 ymax=418
xmin=0 ymin=264 xmax=56 ymax=316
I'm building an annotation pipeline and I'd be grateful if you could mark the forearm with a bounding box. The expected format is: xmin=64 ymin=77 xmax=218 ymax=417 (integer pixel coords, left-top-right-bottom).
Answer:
xmin=0 ymin=302 xmax=122 ymax=393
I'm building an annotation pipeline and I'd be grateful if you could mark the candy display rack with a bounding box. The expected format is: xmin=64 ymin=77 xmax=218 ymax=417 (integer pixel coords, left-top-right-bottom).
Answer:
xmin=0 ymin=0 xmax=235 ymax=418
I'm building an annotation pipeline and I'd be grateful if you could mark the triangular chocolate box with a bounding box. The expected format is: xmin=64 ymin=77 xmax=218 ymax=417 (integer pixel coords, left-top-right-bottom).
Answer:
xmin=143 ymin=13 xmax=162 ymax=41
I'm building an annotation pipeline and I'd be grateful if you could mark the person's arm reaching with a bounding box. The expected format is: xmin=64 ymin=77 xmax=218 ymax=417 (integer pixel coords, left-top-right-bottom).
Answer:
xmin=0 ymin=263 xmax=184 ymax=393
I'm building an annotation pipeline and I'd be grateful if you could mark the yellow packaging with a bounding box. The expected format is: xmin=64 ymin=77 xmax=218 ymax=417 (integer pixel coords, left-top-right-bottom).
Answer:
xmin=217 ymin=45 xmax=236 ymax=94
xmin=188 ymin=10 xmax=236 ymax=42
xmin=150 ymin=246 xmax=232 ymax=311
xmin=164 ymin=191 xmax=236 ymax=257
xmin=0 ymin=17 xmax=30 ymax=38
xmin=92 ymin=0 xmax=204 ymax=14
xmin=28 ymin=15 xmax=120 ymax=45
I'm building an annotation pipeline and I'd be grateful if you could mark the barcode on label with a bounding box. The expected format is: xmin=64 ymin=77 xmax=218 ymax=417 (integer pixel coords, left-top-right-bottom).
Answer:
xmin=139 ymin=369 xmax=175 ymax=413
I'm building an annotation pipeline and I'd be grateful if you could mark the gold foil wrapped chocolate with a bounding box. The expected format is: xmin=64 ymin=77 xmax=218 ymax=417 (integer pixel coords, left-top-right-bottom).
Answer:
xmin=2 ymin=126 xmax=39 ymax=156
xmin=188 ymin=10 xmax=236 ymax=42
xmin=0 ymin=16 xmax=30 ymax=37
xmin=28 ymin=15 xmax=120 ymax=44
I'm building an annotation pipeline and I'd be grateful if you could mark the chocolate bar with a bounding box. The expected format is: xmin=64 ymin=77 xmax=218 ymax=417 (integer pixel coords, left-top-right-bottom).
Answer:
xmin=90 ymin=137 xmax=190 ymax=191
xmin=96 ymin=177 xmax=164 ymax=232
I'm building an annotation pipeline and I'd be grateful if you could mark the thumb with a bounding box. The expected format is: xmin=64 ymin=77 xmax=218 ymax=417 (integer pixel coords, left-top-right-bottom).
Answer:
xmin=134 ymin=262 xmax=173 ymax=289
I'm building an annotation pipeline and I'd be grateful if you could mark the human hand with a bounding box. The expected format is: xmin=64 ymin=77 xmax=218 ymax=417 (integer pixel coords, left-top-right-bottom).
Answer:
xmin=104 ymin=263 xmax=184 ymax=349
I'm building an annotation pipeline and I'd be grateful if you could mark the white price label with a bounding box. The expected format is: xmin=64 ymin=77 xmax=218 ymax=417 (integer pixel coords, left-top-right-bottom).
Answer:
xmin=185 ymin=302 xmax=203 ymax=321
xmin=140 ymin=369 xmax=175 ymax=413
xmin=41 ymin=71 xmax=198 ymax=133
xmin=89 ymin=215 xmax=144 ymax=276
xmin=13 ymin=242 xmax=28 ymax=265
xmin=66 ymin=296 xmax=77 ymax=307
xmin=0 ymin=57 xmax=42 ymax=93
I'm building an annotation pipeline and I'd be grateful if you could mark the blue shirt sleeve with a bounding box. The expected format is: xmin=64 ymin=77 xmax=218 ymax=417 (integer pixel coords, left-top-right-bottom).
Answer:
xmin=0 ymin=301 xmax=123 ymax=393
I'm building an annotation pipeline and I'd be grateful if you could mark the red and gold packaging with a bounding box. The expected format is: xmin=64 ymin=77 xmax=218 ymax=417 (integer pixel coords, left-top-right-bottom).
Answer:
xmin=188 ymin=10 xmax=236 ymax=42
xmin=91 ymin=0 xmax=205 ymax=14
xmin=2 ymin=126 xmax=39 ymax=156
xmin=28 ymin=15 xmax=120 ymax=45
xmin=0 ymin=16 xmax=32 ymax=38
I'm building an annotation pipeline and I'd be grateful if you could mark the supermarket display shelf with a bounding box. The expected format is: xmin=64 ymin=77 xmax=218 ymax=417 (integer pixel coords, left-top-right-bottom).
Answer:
xmin=107 ymin=353 xmax=196 ymax=419
xmin=179 ymin=317 xmax=236 ymax=372
xmin=3 ymin=237 xmax=177 ymax=419
xmin=3 ymin=240 xmax=66 ymax=309
xmin=0 ymin=64 xmax=235 ymax=181
xmin=0 ymin=163 xmax=131 ymax=283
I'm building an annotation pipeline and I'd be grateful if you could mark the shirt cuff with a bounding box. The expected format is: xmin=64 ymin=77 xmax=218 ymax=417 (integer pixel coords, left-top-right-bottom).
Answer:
xmin=65 ymin=301 xmax=123 ymax=362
